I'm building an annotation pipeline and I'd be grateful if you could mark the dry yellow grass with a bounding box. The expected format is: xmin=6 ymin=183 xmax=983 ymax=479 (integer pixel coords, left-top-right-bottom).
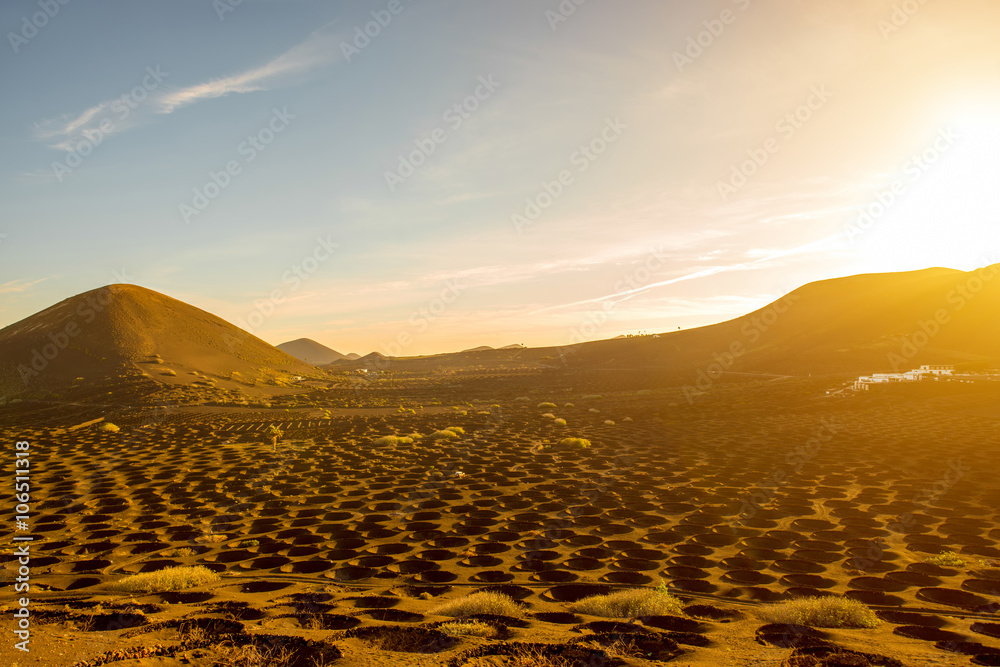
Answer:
xmin=755 ymin=596 xmax=881 ymax=628
xmin=431 ymin=592 xmax=523 ymax=618
xmin=569 ymin=587 xmax=683 ymax=618
xmin=110 ymin=565 xmax=219 ymax=593
xmin=439 ymin=620 xmax=496 ymax=637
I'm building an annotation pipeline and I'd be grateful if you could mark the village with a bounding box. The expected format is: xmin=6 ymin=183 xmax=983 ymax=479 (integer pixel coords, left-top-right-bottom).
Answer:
xmin=847 ymin=364 xmax=1000 ymax=392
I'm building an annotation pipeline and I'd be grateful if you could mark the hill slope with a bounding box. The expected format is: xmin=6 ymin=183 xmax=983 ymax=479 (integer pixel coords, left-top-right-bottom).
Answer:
xmin=563 ymin=264 xmax=1000 ymax=375
xmin=0 ymin=284 xmax=314 ymax=398
xmin=277 ymin=338 xmax=345 ymax=364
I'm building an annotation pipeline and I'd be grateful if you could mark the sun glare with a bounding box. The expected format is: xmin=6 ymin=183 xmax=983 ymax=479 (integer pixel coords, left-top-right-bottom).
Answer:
xmin=854 ymin=114 xmax=1000 ymax=273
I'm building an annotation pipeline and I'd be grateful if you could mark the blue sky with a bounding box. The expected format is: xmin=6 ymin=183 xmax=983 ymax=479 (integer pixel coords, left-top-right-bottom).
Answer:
xmin=2 ymin=0 xmax=1000 ymax=355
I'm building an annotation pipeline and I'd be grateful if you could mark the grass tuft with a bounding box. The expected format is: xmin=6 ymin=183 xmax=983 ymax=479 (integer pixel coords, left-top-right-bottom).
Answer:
xmin=110 ymin=565 xmax=219 ymax=593
xmin=570 ymin=587 xmax=682 ymax=618
xmin=431 ymin=592 xmax=523 ymax=618
xmin=439 ymin=620 xmax=496 ymax=637
xmin=925 ymin=551 xmax=966 ymax=568
xmin=755 ymin=596 xmax=881 ymax=628
xmin=373 ymin=435 xmax=414 ymax=446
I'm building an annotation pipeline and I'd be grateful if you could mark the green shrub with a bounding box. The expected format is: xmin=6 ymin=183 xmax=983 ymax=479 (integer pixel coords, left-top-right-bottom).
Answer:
xmin=558 ymin=437 xmax=591 ymax=449
xmin=98 ymin=423 xmax=120 ymax=433
xmin=431 ymin=592 xmax=523 ymax=618
xmin=553 ymin=418 xmax=567 ymax=426
xmin=925 ymin=551 xmax=966 ymax=568
xmin=755 ymin=597 xmax=880 ymax=628
xmin=110 ymin=566 xmax=219 ymax=593
xmin=374 ymin=435 xmax=413 ymax=446
xmin=428 ymin=429 xmax=460 ymax=440
xmin=537 ymin=402 xmax=557 ymax=409
xmin=570 ymin=587 xmax=682 ymax=618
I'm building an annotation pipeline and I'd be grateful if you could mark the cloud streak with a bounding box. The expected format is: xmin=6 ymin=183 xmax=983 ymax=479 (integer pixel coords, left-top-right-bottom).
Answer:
xmin=33 ymin=24 xmax=341 ymax=152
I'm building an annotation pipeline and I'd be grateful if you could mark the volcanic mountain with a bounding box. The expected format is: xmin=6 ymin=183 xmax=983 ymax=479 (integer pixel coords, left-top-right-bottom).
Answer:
xmin=560 ymin=264 xmax=1000 ymax=375
xmin=277 ymin=338 xmax=345 ymax=364
xmin=370 ymin=264 xmax=1000 ymax=376
xmin=0 ymin=284 xmax=314 ymax=399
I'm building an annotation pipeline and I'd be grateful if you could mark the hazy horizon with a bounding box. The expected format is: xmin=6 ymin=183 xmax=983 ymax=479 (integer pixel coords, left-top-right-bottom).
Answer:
xmin=3 ymin=0 xmax=999 ymax=356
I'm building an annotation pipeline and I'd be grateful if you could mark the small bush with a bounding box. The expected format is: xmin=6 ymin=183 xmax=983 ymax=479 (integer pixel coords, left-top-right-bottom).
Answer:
xmin=603 ymin=420 xmax=615 ymax=425
xmin=553 ymin=418 xmax=567 ymax=426
xmin=756 ymin=597 xmax=880 ymax=628
xmin=111 ymin=566 xmax=219 ymax=593
xmin=374 ymin=435 xmax=413 ymax=446
xmin=98 ymin=423 xmax=120 ymax=433
xmin=431 ymin=592 xmax=523 ymax=618
xmin=925 ymin=551 xmax=966 ymax=568
xmin=558 ymin=437 xmax=591 ymax=449
xmin=541 ymin=412 xmax=556 ymax=419
xmin=564 ymin=402 xmax=575 ymax=408
xmin=439 ymin=620 xmax=495 ymax=638
xmin=514 ymin=396 xmax=531 ymax=402
xmin=537 ymin=402 xmax=557 ymax=409
xmin=570 ymin=587 xmax=682 ymax=618
xmin=446 ymin=426 xmax=466 ymax=435
xmin=428 ymin=429 xmax=460 ymax=440
xmin=238 ymin=539 xmax=259 ymax=548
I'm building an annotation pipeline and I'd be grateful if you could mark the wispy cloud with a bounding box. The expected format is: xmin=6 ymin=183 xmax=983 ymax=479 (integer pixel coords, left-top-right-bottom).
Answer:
xmin=538 ymin=233 xmax=843 ymax=313
xmin=155 ymin=25 xmax=340 ymax=113
xmin=0 ymin=278 xmax=49 ymax=295
xmin=33 ymin=24 xmax=341 ymax=151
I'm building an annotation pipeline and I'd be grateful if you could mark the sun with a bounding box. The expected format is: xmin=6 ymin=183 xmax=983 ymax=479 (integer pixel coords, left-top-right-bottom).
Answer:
xmin=852 ymin=113 xmax=1000 ymax=273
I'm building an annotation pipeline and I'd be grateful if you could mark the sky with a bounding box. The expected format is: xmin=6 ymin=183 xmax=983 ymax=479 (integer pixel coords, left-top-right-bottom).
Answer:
xmin=2 ymin=0 xmax=1000 ymax=356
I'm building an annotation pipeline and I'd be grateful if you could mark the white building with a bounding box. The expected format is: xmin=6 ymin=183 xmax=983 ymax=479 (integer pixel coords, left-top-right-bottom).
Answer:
xmin=919 ymin=364 xmax=954 ymax=375
xmin=853 ymin=364 xmax=954 ymax=390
